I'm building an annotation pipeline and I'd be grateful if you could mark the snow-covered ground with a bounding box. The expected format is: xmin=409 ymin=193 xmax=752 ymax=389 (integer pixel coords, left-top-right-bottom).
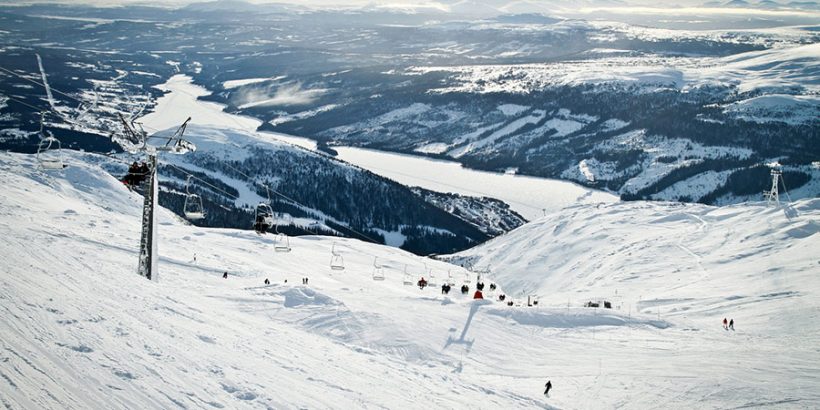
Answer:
xmin=452 ymin=197 xmax=820 ymax=407
xmin=2 ymin=150 xmax=819 ymax=409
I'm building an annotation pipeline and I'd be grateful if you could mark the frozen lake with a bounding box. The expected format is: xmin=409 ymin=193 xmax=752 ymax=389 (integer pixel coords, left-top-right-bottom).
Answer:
xmin=334 ymin=147 xmax=618 ymax=220
xmin=139 ymin=75 xmax=618 ymax=220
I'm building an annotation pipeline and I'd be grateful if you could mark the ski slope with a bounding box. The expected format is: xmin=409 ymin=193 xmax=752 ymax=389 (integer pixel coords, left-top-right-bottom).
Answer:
xmin=1 ymin=150 xmax=819 ymax=409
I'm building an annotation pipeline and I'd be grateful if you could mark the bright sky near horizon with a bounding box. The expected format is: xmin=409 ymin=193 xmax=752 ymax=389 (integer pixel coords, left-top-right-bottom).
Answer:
xmin=4 ymin=0 xmax=818 ymax=13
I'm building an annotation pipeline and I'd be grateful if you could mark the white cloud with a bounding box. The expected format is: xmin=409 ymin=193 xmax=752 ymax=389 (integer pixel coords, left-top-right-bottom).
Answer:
xmin=235 ymin=82 xmax=326 ymax=109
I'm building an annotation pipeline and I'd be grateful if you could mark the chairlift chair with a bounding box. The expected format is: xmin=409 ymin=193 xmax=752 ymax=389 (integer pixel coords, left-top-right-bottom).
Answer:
xmin=372 ymin=257 xmax=385 ymax=281
xmin=447 ymin=270 xmax=456 ymax=286
xmin=275 ymin=233 xmax=291 ymax=252
xmin=254 ymin=203 xmax=274 ymax=234
xmin=183 ymin=176 xmax=206 ymax=220
xmin=36 ymin=135 xmax=64 ymax=170
xmin=329 ymin=242 xmax=345 ymax=270
xmin=273 ymin=214 xmax=292 ymax=252
xmin=463 ymin=271 xmax=472 ymax=284
xmin=427 ymin=270 xmax=437 ymax=287
xmin=402 ymin=265 xmax=414 ymax=286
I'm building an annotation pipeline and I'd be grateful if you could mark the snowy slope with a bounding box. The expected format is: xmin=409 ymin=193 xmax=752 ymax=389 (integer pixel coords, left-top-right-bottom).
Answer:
xmin=2 ymin=150 xmax=819 ymax=409
xmin=451 ymin=198 xmax=820 ymax=405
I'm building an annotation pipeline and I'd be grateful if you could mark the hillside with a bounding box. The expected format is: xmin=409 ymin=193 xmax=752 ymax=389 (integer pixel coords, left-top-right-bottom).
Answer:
xmin=2 ymin=150 xmax=819 ymax=408
xmin=450 ymin=197 xmax=820 ymax=328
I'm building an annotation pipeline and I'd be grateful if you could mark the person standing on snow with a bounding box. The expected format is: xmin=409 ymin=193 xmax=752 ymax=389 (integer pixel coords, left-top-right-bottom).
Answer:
xmin=544 ymin=380 xmax=552 ymax=397
xmin=223 ymin=271 xmax=228 ymax=279
xmin=729 ymin=318 xmax=734 ymax=330
xmin=723 ymin=318 xmax=728 ymax=330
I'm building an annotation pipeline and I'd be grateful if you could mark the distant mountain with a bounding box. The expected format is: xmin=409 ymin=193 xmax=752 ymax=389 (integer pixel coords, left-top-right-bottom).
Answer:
xmin=491 ymin=13 xmax=563 ymax=25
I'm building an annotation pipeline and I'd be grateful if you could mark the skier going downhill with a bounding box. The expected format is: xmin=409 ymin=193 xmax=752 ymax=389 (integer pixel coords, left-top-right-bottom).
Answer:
xmin=544 ymin=380 xmax=552 ymax=397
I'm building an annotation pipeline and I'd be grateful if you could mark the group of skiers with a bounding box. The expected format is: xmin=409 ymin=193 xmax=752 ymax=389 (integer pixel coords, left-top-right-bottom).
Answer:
xmin=122 ymin=161 xmax=150 ymax=186
xmin=722 ymin=317 xmax=735 ymax=331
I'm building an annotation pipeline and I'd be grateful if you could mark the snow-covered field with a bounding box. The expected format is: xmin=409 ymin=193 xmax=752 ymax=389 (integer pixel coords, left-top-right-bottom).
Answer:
xmin=2 ymin=150 xmax=819 ymax=409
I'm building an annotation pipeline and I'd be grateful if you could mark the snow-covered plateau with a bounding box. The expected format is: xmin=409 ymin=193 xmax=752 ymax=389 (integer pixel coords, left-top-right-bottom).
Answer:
xmin=1 ymin=150 xmax=819 ymax=409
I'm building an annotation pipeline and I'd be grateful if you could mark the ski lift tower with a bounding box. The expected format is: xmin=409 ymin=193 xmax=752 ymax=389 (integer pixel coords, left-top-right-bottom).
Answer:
xmin=115 ymin=115 xmax=194 ymax=281
xmin=762 ymin=166 xmax=790 ymax=206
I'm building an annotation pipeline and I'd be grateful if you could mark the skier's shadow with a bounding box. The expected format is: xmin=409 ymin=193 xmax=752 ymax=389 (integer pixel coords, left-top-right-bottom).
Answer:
xmin=444 ymin=302 xmax=480 ymax=352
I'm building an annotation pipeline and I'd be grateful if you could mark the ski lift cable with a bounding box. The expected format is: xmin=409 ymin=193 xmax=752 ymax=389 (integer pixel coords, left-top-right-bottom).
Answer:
xmin=0 ymin=66 xmax=159 ymax=139
xmin=0 ymin=65 xmax=97 ymax=108
xmin=3 ymin=94 xmax=51 ymax=115
xmin=3 ymin=92 xmax=159 ymax=151
xmin=14 ymin=147 xmax=431 ymax=277
xmin=5 ymin=65 xmax=411 ymax=246
xmin=161 ymin=161 xmax=327 ymax=238
xmin=216 ymin=158 xmax=382 ymax=244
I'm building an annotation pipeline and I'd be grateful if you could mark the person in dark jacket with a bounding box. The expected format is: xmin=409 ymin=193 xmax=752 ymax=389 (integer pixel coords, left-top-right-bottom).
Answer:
xmin=729 ymin=318 xmax=734 ymax=330
xmin=223 ymin=271 xmax=228 ymax=279
xmin=461 ymin=284 xmax=469 ymax=294
xmin=544 ymin=380 xmax=552 ymax=396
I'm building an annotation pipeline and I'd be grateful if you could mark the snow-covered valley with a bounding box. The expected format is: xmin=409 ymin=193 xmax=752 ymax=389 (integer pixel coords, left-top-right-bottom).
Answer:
xmin=2 ymin=150 xmax=818 ymax=409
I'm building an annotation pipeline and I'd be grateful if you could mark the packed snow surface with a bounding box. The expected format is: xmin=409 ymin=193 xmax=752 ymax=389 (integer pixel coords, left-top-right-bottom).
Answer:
xmin=2 ymin=151 xmax=819 ymax=409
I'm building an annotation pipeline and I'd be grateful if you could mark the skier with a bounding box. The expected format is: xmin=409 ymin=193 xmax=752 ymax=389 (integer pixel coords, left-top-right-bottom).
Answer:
xmin=418 ymin=277 xmax=428 ymax=289
xmin=544 ymin=380 xmax=552 ymax=397
xmin=723 ymin=318 xmax=728 ymax=330
xmin=498 ymin=294 xmax=506 ymax=301
xmin=461 ymin=284 xmax=469 ymax=295
xmin=729 ymin=318 xmax=734 ymax=330
xmin=441 ymin=283 xmax=450 ymax=295
xmin=489 ymin=283 xmax=496 ymax=291
xmin=473 ymin=290 xmax=483 ymax=299
xmin=477 ymin=282 xmax=485 ymax=291
xmin=264 ymin=278 xmax=270 ymax=285
xmin=254 ymin=214 xmax=269 ymax=234
xmin=223 ymin=271 xmax=228 ymax=279
xmin=507 ymin=300 xmax=514 ymax=306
